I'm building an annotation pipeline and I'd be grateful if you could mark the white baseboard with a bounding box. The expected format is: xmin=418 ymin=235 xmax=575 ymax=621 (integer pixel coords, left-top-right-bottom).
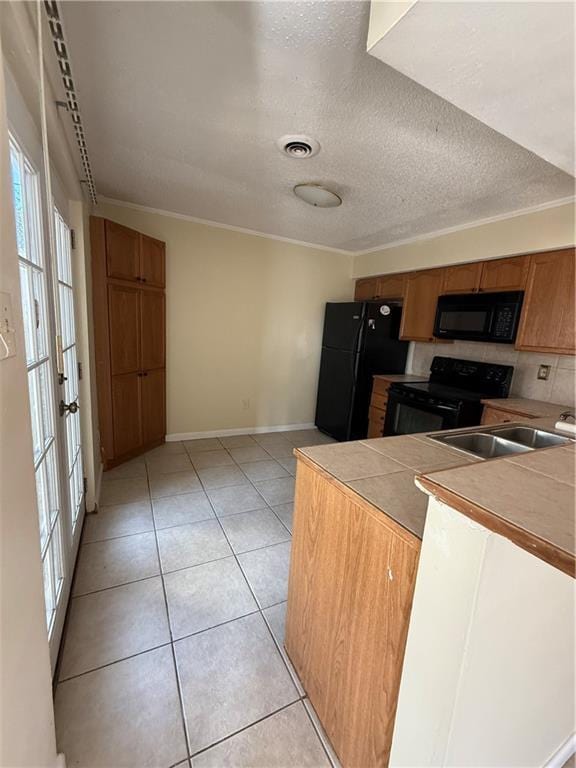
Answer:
xmin=544 ymin=733 xmax=576 ymax=768
xmin=166 ymin=422 xmax=316 ymax=442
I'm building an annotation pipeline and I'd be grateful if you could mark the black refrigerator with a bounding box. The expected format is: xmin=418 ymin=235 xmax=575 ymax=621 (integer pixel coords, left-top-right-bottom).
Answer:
xmin=315 ymin=302 xmax=408 ymax=442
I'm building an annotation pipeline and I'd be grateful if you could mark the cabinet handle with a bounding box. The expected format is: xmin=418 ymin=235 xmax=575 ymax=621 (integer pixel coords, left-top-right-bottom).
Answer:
xmin=141 ymin=277 xmax=147 ymax=283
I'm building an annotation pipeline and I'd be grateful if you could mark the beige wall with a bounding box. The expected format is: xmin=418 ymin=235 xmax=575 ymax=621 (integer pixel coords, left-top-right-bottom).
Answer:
xmin=0 ymin=33 xmax=59 ymax=768
xmin=353 ymin=201 xmax=575 ymax=277
xmin=94 ymin=201 xmax=354 ymax=437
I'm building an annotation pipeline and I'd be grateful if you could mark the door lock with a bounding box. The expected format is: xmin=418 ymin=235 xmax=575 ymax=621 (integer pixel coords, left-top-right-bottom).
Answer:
xmin=60 ymin=399 xmax=79 ymax=416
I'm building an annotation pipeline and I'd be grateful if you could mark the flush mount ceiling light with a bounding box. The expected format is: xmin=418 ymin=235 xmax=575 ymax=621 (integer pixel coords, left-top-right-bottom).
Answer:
xmin=277 ymin=134 xmax=320 ymax=158
xmin=293 ymin=183 xmax=342 ymax=208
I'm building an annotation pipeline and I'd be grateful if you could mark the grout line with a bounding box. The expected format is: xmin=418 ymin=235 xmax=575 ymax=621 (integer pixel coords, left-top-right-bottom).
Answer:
xmin=195 ymin=460 xmax=303 ymax=713
xmin=187 ymin=700 xmax=302 ymax=760
xmin=146 ymin=463 xmax=194 ymax=760
xmin=301 ymin=698 xmax=341 ymax=768
xmin=58 ymin=432 xmax=326 ymax=762
xmin=57 ymin=639 xmax=174 ymax=684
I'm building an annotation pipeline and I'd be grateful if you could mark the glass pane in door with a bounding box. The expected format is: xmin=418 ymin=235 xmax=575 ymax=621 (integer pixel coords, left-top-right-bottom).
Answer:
xmin=9 ymin=137 xmax=64 ymax=640
xmin=53 ymin=207 xmax=84 ymax=533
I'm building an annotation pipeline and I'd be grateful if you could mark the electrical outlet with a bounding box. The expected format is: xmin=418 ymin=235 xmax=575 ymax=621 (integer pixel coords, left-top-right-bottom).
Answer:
xmin=0 ymin=291 xmax=16 ymax=360
xmin=242 ymin=398 xmax=250 ymax=411
xmin=537 ymin=364 xmax=551 ymax=380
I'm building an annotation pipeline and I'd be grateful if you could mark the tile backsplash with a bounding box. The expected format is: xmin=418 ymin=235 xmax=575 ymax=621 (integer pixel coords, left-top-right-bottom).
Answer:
xmin=407 ymin=341 xmax=576 ymax=407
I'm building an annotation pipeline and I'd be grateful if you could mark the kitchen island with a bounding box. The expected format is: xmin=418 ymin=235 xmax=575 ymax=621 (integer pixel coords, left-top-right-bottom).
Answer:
xmin=285 ymin=422 xmax=575 ymax=768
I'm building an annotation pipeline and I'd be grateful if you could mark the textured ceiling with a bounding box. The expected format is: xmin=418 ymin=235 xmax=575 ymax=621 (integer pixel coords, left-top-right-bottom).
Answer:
xmin=61 ymin=1 xmax=574 ymax=253
xmin=369 ymin=2 xmax=575 ymax=176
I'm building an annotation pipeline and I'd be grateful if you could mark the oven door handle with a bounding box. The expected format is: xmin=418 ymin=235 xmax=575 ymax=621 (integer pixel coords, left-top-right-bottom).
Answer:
xmin=434 ymin=404 xmax=459 ymax=411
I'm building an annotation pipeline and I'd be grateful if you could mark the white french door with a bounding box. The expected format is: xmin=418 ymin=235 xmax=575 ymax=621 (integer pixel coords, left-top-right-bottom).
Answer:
xmin=9 ymin=133 xmax=84 ymax=669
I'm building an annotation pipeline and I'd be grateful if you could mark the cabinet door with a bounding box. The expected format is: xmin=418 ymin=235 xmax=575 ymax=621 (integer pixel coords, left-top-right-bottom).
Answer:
xmin=111 ymin=372 xmax=142 ymax=457
xmin=442 ymin=262 xmax=482 ymax=294
xmin=140 ymin=234 xmax=166 ymax=288
xmin=354 ymin=277 xmax=378 ymax=301
xmin=376 ymin=273 xmax=406 ymax=299
xmin=105 ymin=220 xmax=140 ymax=282
xmin=108 ymin=284 xmax=140 ymax=375
xmin=516 ymin=248 xmax=575 ymax=354
xmin=479 ymin=255 xmax=528 ymax=292
xmin=140 ymin=288 xmax=165 ymax=371
xmin=285 ymin=460 xmax=420 ymax=768
xmin=400 ymin=269 xmax=445 ymax=342
xmin=141 ymin=368 xmax=166 ymax=445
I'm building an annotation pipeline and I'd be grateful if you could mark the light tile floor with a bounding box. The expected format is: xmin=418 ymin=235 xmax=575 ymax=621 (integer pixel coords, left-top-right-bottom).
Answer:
xmin=55 ymin=428 xmax=339 ymax=768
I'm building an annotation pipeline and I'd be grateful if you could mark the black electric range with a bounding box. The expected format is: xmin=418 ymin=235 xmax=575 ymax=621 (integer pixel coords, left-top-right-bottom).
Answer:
xmin=383 ymin=356 xmax=513 ymax=436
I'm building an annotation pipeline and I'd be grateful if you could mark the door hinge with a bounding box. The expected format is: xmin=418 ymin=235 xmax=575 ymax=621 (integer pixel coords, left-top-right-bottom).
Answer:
xmin=70 ymin=229 xmax=76 ymax=250
xmin=78 ymin=360 xmax=83 ymax=380
xmin=83 ymin=476 xmax=88 ymax=494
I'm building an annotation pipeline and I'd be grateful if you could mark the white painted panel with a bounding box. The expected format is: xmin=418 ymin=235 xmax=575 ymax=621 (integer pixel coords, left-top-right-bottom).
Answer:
xmin=391 ymin=496 xmax=576 ymax=767
xmin=369 ymin=2 xmax=575 ymax=175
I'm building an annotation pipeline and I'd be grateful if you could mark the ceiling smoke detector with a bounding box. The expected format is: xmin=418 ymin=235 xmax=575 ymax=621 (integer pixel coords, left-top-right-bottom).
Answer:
xmin=277 ymin=134 xmax=320 ymax=159
xmin=293 ymin=183 xmax=342 ymax=208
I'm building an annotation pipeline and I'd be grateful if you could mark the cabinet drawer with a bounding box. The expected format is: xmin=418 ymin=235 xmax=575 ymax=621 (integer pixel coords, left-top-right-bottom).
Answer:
xmin=372 ymin=378 xmax=391 ymax=397
xmin=480 ymin=406 xmax=534 ymax=425
xmin=367 ymin=419 xmax=385 ymax=439
xmin=369 ymin=405 xmax=387 ymax=426
xmin=371 ymin=392 xmax=388 ymax=410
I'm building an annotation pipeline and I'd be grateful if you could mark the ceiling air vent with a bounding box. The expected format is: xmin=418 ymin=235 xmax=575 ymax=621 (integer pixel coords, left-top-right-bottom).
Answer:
xmin=277 ymin=135 xmax=320 ymax=159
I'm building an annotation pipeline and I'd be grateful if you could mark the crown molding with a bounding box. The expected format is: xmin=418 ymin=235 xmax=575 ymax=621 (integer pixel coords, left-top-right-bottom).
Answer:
xmin=96 ymin=196 xmax=354 ymax=257
xmin=353 ymin=196 xmax=576 ymax=257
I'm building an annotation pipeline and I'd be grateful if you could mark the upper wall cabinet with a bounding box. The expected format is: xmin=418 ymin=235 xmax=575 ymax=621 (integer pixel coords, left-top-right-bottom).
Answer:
xmin=354 ymin=277 xmax=378 ymax=301
xmin=106 ymin=220 xmax=140 ymax=282
xmin=376 ymin=273 xmax=406 ymax=300
xmin=354 ymin=274 xmax=406 ymax=301
xmin=479 ymin=255 xmax=528 ymax=292
xmin=516 ymin=248 xmax=575 ymax=355
xmin=442 ymin=262 xmax=482 ymax=294
xmin=105 ymin=220 xmax=166 ymax=288
xmin=141 ymin=234 xmax=166 ymax=287
xmin=400 ymin=269 xmax=446 ymax=342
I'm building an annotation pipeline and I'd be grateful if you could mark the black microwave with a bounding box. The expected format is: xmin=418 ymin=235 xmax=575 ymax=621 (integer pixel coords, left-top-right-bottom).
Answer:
xmin=433 ymin=291 xmax=524 ymax=343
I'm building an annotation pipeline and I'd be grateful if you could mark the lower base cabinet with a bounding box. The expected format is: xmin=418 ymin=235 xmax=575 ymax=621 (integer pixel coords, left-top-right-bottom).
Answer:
xmin=285 ymin=457 xmax=420 ymax=768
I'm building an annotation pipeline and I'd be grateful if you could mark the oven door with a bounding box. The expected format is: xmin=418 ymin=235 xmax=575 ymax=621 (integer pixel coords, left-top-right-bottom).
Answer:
xmin=384 ymin=389 xmax=461 ymax=436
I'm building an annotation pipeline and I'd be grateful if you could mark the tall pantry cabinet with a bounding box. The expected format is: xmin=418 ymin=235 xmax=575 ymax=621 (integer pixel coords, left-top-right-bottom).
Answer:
xmin=91 ymin=217 xmax=166 ymax=469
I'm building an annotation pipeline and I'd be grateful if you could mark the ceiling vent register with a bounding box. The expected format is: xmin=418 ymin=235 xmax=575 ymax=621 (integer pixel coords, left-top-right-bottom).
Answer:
xmin=277 ymin=135 xmax=320 ymax=159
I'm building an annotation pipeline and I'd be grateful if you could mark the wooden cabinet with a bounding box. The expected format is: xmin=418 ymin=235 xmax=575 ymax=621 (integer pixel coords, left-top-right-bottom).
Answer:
xmin=140 ymin=289 xmax=165 ymax=370
xmin=480 ymin=405 xmax=533 ymax=426
xmin=400 ymin=269 xmax=446 ymax=342
xmin=108 ymin=284 xmax=141 ymax=376
xmin=286 ymin=457 xmax=420 ymax=768
xmin=354 ymin=274 xmax=406 ymax=301
xmin=91 ymin=216 xmax=167 ymax=468
xmin=442 ymin=262 xmax=482 ymax=294
xmin=354 ymin=277 xmax=378 ymax=301
xmin=516 ymin=248 xmax=575 ymax=354
xmin=111 ymin=373 xmax=142 ymax=457
xmin=141 ymin=234 xmax=166 ymax=288
xmin=367 ymin=377 xmax=391 ymax=438
xmin=141 ymin=369 xmax=166 ymax=445
xmin=105 ymin=220 xmax=140 ymax=282
xmin=105 ymin=220 xmax=166 ymax=288
xmin=479 ymin=255 xmax=528 ymax=292
xmin=376 ymin=273 xmax=406 ymax=299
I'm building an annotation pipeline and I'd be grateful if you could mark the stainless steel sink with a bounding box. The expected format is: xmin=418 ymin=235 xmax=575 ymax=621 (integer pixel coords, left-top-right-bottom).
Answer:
xmin=429 ymin=423 xmax=574 ymax=460
xmin=432 ymin=432 xmax=534 ymax=459
xmin=489 ymin=426 xmax=573 ymax=449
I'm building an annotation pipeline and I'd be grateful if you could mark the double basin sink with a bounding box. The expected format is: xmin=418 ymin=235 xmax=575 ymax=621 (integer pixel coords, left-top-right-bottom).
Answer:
xmin=430 ymin=425 xmax=573 ymax=460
